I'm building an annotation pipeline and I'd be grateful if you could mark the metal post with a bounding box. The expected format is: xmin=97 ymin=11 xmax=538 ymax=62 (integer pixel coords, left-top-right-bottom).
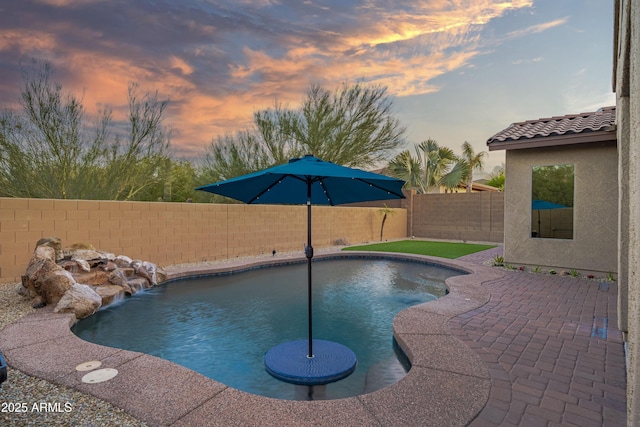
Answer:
xmin=305 ymin=179 xmax=314 ymax=358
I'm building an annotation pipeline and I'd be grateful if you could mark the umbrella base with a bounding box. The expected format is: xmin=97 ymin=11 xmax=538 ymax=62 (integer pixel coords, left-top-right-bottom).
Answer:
xmin=264 ymin=339 xmax=357 ymax=386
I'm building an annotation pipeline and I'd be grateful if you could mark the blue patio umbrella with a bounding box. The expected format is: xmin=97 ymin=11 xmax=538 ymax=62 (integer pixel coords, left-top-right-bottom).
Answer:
xmin=196 ymin=154 xmax=405 ymax=385
xmin=532 ymin=199 xmax=567 ymax=210
xmin=532 ymin=199 xmax=567 ymax=238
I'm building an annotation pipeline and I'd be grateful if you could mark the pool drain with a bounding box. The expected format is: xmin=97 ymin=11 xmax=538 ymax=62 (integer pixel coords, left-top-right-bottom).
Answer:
xmin=81 ymin=368 xmax=119 ymax=384
xmin=76 ymin=360 xmax=102 ymax=371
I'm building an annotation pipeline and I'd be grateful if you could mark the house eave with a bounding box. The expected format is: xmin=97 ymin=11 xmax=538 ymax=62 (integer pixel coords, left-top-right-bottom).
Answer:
xmin=488 ymin=128 xmax=617 ymax=151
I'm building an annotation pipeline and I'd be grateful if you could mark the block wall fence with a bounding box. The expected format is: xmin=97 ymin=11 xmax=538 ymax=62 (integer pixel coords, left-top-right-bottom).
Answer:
xmin=0 ymin=193 xmax=505 ymax=284
xmin=411 ymin=192 xmax=504 ymax=243
xmin=0 ymin=198 xmax=407 ymax=284
xmin=351 ymin=191 xmax=504 ymax=244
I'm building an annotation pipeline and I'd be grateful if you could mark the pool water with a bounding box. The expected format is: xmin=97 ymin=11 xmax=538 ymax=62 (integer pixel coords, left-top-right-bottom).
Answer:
xmin=72 ymin=258 xmax=460 ymax=400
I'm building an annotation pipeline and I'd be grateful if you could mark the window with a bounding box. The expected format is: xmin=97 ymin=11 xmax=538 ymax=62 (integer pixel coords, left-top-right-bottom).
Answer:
xmin=531 ymin=164 xmax=574 ymax=239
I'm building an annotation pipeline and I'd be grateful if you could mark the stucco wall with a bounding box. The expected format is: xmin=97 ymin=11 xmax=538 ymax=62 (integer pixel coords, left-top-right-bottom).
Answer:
xmin=504 ymin=142 xmax=618 ymax=273
xmin=0 ymin=198 xmax=407 ymax=284
xmin=615 ymin=1 xmax=639 ymax=423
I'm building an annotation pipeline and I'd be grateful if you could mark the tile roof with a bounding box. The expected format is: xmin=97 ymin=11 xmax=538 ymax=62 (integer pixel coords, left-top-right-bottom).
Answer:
xmin=487 ymin=106 xmax=616 ymax=149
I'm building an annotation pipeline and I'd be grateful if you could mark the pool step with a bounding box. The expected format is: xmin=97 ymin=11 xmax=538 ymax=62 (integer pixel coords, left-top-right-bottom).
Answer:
xmin=362 ymin=356 xmax=408 ymax=394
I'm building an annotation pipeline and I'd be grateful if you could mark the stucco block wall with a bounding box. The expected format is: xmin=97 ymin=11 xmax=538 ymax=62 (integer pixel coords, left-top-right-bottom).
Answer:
xmin=615 ymin=1 xmax=639 ymax=423
xmin=504 ymin=142 xmax=618 ymax=272
xmin=0 ymin=198 xmax=407 ymax=284
xmin=411 ymin=192 xmax=504 ymax=243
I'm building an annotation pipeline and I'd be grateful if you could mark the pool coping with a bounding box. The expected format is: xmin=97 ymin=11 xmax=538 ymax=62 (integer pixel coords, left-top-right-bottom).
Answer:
xmin=0 ymin=250 xmax=505 ymax=426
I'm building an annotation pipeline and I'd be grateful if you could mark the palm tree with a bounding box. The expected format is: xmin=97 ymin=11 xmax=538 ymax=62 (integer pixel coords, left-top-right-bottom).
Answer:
xmin=388 ymin=139 xmax=468 ymax=193
xmin=377 ymin=203 xmax=397 ymax=241
xmin=387 ymin=150 xmax=426 ymax=193
xmin=460 ymin=141 xmax=487 ymax=193
xmin=418 ymin=139 xmax=455 ymax=192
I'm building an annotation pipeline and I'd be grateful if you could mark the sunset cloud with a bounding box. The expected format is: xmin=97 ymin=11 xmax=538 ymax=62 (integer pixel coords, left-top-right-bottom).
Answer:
xmin=0 ymin=0 xmax=575 ymax=158
xmin=505 ymin=17 xmax=569 ymax=39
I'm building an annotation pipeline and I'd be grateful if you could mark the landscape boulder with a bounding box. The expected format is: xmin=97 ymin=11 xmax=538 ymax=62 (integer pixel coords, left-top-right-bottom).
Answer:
xmin=54 ymin=283 xmax=102 ymax=319
xmin=23 ymin=246 xmax=74 ymax=306
xmin=21 ymin=237 xmax=165 ymax=319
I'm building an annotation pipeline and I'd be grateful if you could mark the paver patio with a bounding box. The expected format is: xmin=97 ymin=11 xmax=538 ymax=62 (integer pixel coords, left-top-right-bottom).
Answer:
xmin=455 ymin=248 xmax=627 ymax=426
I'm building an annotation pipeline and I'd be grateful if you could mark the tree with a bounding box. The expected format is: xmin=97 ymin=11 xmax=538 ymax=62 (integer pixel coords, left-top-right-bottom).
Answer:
xmin=98 ymin=82 xmax=172 ymax=201
xmin=0 ymin=61 xmax=102 ymax=199
xmin=200 ymin=82 xmax=406 ymax=183
xmin=293 ymin=83 xmax=406 ymax=167
xmin=377 ymin=203 xmax=396 ymax=241
xmin=0 ymin=60 xmax=171 ymax=200
xmin=486 ymin=164 xmax=505 ymax=190
xmin=137 ymin=158 xmax=209 ymax=202
xmin=460 ymin=141 xmax=487 ymax=193
xmin=387 ymin=150 xmax=426 ymax=193
xmin=532 ymin=164 xmax=574 ymax=206
xmin=387 ymin=139 xmax=468 ymax=193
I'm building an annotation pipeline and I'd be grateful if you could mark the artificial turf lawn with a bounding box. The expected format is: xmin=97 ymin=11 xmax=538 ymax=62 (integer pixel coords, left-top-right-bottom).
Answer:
xmin=342 ymin=240 xmax=496 ymax=259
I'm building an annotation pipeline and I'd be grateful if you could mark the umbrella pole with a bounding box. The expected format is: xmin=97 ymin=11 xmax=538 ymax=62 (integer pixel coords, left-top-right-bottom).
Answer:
xmin=305 ymin=180 xmax=314 ymax=358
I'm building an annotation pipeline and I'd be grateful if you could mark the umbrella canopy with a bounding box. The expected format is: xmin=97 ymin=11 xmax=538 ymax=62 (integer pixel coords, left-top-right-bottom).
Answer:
xmin=532 ymin=199 xmax=567 ymax=210
xmin=532 ymin=200 xmax=569 ymax=238
xmin=196 ymin=154 xmax=405 ymax=385
xmin=196 ymin=154 xmax=405 ymax=205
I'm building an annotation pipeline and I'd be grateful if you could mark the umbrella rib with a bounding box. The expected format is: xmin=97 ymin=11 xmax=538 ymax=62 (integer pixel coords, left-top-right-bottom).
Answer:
xmin=352 ymin=178 xmax=405 ymax=200
xmin=247 ymin=174 xmax=314 ymax=204
xmin=247 ymin=175 xmax=287 ymax=204
xmin=317 ymin=179 xmax=334 ymax=206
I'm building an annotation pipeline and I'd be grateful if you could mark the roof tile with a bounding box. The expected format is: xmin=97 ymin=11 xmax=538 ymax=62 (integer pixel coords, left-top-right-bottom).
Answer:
xmin=487 ymin=106 xmax=616 ymax=144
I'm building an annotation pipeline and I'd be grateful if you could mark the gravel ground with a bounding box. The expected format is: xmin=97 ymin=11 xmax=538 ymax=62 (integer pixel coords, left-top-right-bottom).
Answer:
xmin=0 ymin=282 xmax=146 ymax=427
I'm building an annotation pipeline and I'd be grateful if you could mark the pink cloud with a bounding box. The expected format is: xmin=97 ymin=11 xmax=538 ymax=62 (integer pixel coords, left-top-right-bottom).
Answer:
xmin=0 ymin=0 xmax=539 ymax=157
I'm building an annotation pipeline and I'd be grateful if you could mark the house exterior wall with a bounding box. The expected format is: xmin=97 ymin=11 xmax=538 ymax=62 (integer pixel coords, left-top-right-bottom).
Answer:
xmin=0 ymin=198 xmax=407 ymax=284
xmin=503 ymin=142 xmax=618 ymax=273
xmin=615 ymin=0 xmax=639 ymax=423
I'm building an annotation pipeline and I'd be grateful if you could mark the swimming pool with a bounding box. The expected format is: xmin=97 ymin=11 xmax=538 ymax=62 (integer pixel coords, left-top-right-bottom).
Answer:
xmin=72 ymin=258 xmax=463 ymax=400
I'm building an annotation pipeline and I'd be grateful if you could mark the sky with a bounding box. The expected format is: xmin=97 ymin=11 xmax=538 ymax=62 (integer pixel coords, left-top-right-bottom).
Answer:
xmin=0 ymin=0 xmax=615 ymax=175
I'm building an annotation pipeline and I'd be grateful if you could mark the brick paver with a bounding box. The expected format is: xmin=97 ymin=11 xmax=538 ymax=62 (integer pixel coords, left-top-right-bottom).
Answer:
xmin=454 ymin=249 xmax=627 ymax=426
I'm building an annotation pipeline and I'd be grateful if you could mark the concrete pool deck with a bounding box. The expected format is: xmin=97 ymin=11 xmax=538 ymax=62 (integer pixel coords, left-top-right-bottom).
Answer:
xmin=0 ymin=248 xmax=627 ymax=426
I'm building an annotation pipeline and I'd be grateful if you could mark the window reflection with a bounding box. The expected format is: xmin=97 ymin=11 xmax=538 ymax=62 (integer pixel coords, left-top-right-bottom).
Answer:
xmin=531 ymin=164 xmax=574 ymax=239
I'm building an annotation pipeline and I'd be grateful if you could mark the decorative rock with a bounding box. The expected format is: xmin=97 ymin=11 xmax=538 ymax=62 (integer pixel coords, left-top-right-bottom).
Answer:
xmin=59 ymin=259 xmax=81 ymax=274
xmin=71 ymin=270 xmax=110 ymax=286
xmin=29 ymin=245 xmax=56 ymax=263
xmin=35 ymin=237 xmax=63 ymax=261
xmin=107 ymin=270 xmax=134 ymax=295
xmin=72 ymin=258 xmax=91 ymax=272
xmin=114 ymin=255 xmax=133 ymax=268
xmin=22 ymin=237 xmax=165 ymax=319
xmin=135 ymin=265 xmax=153 ymax=286
xmin=99 ymin=261 xmax=118 ymax=272
xmin=25 ymin=248 xmax=75 ymax=306
xmin=107 ymin=269 xmax=126 ymax=286
xmin=64 ymin=249 xmax=105 ymax=262
xmin=54 ymin=283 xmax=102 ymax=319
xmin=125 ymin=277 xmax=150 ymax=294
xmin=94 ymin=285 xmax=125 ymax=306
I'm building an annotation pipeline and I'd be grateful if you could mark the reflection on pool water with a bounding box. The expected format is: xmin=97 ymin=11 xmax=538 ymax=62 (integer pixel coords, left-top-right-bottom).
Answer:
xmin=72 ymin=258 xmax=462 ymax=400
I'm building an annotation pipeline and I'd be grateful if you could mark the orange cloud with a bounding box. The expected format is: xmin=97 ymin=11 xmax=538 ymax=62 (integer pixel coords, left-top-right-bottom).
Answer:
xmin=1 ymin=0 xmax=542 ymax=157
xmin=0 ymin=30 xmax=57 ymax=54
